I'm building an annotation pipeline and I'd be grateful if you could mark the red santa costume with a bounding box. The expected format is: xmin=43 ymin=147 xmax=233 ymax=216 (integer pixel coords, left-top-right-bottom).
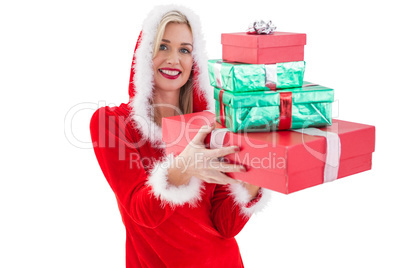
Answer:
xmin=90 ymin=5 xmax=270 ymax=268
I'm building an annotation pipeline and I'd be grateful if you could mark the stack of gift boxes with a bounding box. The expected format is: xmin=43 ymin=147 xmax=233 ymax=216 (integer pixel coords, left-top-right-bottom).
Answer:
xmin=162 ymin=30 xmax=376 ymax=194
xmin=209 ymin=32 xmax=333 ymax=133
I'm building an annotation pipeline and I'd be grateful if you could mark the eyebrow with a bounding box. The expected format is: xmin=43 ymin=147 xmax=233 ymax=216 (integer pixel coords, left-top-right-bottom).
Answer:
xmin=161 ymin=39 xmax=193 ymax=47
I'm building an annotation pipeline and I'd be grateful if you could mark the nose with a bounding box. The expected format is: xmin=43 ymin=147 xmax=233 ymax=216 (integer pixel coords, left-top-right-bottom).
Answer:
xmin=166 ymin=50 xmax=180 ymax=65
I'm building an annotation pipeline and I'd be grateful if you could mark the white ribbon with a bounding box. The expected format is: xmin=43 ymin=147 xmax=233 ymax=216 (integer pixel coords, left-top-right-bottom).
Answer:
xmin=213 ymin=61 xmax=223 ymax=89
xmin=293 ymin=128 xmax=341 ymax=183
xmin=265 ymin=64 xmax=278 ymax=86
xmin=209 ymin=128 xmax=230 ymax=149
xmin=209 ymin=126 xmax=340 ymax=183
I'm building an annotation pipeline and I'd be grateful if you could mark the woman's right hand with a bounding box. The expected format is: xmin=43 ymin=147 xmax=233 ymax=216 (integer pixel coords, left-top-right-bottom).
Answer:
xmin=168 ymin=123 xmax=246 ymax=186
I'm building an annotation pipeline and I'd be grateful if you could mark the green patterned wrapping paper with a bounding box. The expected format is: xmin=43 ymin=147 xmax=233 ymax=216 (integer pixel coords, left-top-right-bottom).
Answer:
xmin=214 ymin=82 xmax=333 ymax=133
xmin=208 ymin=59 xmax=305 ymax=92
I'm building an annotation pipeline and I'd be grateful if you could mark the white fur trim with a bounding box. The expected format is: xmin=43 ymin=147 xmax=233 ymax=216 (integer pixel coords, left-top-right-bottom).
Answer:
xmin=228 ymin=183 xmax=271 ymax=217
xmin=147 ymin=153 xmax=204 ymax=207
xmin=129 ymin=5 xmax=214 ymax=146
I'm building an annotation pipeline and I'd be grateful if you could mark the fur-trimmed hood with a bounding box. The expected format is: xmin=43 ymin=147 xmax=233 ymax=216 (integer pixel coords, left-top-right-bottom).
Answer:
xmin=128 ymin=5 xmax=214 ymax=146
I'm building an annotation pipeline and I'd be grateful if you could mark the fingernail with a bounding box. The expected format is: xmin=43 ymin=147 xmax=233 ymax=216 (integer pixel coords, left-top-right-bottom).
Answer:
xmin=241 ymin=166 xmax=247 ymax=172
xmin=234 ymin=146 xmax=240 ymax=152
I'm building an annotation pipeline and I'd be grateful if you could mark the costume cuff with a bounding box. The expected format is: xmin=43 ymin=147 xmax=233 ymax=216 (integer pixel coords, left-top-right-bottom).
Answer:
xmin=228 ymin=183 xmax=271 ymax=217
xmin=147 ymin=153 xmax=204 ymax=207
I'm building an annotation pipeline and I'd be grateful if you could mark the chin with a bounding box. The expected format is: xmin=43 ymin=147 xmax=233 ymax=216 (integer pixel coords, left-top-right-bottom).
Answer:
xmin=154 ymin=79 xmax=188 ymax=93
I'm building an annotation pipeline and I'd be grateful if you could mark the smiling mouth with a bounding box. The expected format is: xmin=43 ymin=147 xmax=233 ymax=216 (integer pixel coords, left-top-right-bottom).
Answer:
xmin=159 ymin=68 xmax=181 ymax=79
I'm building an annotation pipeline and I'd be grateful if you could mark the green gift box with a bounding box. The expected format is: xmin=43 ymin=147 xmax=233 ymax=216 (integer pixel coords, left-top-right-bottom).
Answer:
xmin=214 ymin=82 xmax=334 ymax=133
xmin=208 ymin=59 xmax=305 ymax=92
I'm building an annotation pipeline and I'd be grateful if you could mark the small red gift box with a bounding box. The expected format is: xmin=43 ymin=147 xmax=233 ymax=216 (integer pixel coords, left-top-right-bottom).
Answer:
xmin=162 ymin=112 xmax=375 ymax=194
xmin=222 ymin=32 xmax=307 ymax=64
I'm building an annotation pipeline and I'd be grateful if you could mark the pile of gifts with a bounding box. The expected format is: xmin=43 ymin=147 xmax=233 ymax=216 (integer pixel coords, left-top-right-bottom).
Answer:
xmin=162 ymin=26 xmax=375 ymax=194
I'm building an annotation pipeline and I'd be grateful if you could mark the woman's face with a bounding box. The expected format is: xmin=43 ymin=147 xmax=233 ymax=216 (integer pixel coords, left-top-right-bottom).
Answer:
xmin=153 ymin=23 xmax=193 ymax=94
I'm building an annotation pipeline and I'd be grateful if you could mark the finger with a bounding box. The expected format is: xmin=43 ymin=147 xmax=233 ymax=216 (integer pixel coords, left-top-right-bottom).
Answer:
xmin=191 ymin=123 xmax=215 ymax=145
xmin=200 ymin=170 xmax=238 ymax=185
xmin=202 ymin=176 xmax=233 ymax=185
xmin=208 ymin=146 xmax=240 ymax=158
xmin=210 ymin=161 xmax=247 ymax=173
xmin=211 ymin=172 xmax=238 ymax=185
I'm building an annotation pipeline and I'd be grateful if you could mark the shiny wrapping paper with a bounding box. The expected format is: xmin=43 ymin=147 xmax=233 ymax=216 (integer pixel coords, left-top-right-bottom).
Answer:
xmin=208 ymin=60 xmax=305 ymax=91
xmin=214 ymin=82 xmax=334 ymax=133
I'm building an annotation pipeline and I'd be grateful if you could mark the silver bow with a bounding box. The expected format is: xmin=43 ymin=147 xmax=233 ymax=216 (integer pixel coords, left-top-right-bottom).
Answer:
xmin=247 ymin=20 xmax=276 ymax=34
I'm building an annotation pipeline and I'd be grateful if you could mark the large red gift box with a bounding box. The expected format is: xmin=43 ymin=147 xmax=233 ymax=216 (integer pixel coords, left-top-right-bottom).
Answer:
xmin=222 ymin=32 xmax=307 ymax=64
xmin=162 ymin=112 xmax=375 ymax=194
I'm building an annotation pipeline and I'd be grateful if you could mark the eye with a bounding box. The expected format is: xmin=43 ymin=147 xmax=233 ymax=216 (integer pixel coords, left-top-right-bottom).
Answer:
xmin=180 ymin=48 xmax=191 ymax=54
xmin=159 ymin=44 xmax=168 ymax=51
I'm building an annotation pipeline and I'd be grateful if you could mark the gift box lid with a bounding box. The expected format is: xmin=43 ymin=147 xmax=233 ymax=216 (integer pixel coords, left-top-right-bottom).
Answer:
xmin=221 ymin=32 xmax=307 ymax=48
xmin=214 ymin=82 xmax=334 ymax=108
xmin=162 ymin=111 xmax=375 ymax=163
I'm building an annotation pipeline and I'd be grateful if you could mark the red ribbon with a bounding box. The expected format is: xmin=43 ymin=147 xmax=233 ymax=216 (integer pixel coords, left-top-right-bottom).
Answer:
xmin=265 ymin=82 xmax=277 ymax=90
xmin=219 ymin=88 xmax=292 ymax=130
xmin=219 ymin=89 xmax=226 ymax=127
xmin=278 ymin=92 xmax=292 ymax=130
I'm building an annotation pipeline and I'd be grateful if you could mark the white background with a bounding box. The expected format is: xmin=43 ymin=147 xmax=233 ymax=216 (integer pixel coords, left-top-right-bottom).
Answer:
xmin=1 ymin=0 xmax=401 ymax=267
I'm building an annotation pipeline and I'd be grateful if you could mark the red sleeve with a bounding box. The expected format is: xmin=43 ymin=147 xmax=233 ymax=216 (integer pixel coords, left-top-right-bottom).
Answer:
xmin=90 ymin=107 xmax=175 ymax=228
xmin=210 ymin=184 xmax=269 ymax=238
xmin=210 ymin=185 xmax=250 ymax=238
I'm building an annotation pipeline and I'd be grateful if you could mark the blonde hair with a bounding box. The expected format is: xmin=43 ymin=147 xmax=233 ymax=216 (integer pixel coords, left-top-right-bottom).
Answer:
xmin=152 ymin=11 xmax=194 ymax=124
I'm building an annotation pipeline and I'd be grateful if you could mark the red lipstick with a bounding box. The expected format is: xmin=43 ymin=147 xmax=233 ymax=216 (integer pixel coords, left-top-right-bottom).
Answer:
xmin=158 ymin=68 xmax=181 ymax=80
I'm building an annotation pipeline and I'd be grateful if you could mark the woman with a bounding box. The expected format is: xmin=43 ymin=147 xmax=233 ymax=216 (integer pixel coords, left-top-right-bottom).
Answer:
xmin=90 ymin=5 xmax=270 ymax=268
